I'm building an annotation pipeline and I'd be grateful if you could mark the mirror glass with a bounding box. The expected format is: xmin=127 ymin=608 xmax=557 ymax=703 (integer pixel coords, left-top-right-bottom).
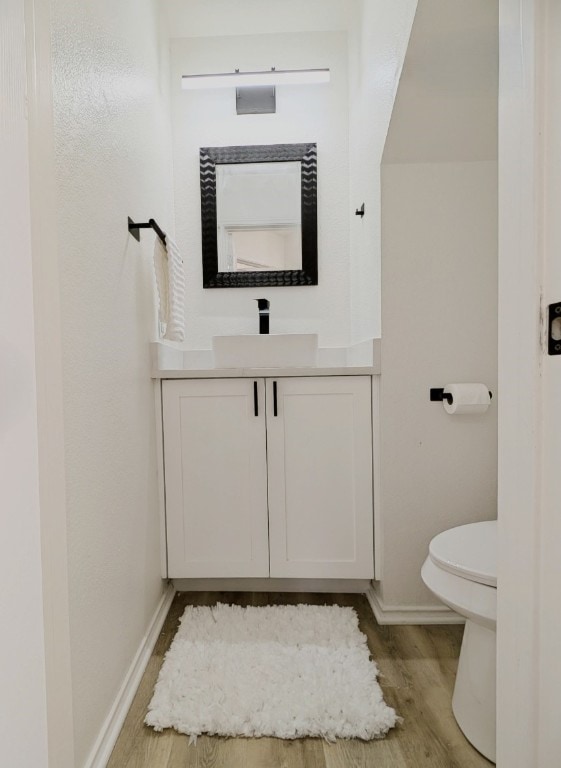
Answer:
xmin=216 ymin=162 xmax=302 ymax=272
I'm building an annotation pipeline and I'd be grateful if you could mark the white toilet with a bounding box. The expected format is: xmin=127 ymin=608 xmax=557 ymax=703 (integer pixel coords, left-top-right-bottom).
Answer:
xmin=421 ymin=520 xmax=497 ymax=763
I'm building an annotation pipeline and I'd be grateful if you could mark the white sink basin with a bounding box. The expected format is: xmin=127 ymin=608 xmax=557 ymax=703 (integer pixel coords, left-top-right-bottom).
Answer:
xmin=212 ymin=334 xmax=318 ymax=369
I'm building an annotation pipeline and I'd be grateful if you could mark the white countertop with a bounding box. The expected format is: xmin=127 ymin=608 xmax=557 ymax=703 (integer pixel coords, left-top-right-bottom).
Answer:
xmin=150 ymin=338 xmax=381 ymax=378
xmin=155 ymin=365 xmax=377 ymax=379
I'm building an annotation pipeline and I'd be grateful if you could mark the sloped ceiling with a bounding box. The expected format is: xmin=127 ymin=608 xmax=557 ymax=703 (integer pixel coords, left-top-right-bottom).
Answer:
xmin=382 ymin=0 xmax=498 ymax=164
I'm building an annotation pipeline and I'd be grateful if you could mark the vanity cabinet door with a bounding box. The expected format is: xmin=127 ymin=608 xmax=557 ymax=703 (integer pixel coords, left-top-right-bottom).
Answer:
xmin=162 ymin=379 xmax=269 ymax=577
xmin=266 ymin=376 xmax=374 ymax=579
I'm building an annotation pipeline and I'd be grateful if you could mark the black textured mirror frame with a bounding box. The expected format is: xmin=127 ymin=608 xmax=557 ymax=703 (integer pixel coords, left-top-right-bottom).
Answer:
xmin=200 ymin=143 xmax=318 ymax=288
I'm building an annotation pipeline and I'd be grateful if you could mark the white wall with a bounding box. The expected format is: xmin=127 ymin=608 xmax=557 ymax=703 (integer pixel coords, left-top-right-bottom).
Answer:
xmin=382 ymin=0 xmax=499 ymax=165
xmin=161 ymin=0 xmax=354 ymax=38
xmin=171 ymin=32 xmax=351 ymax=348
xmin=379 ymin=161 xmax=498 ymax=607
xmin=348 ymin=0 xmax=417 ymax=343
xmin=377 ymin=0 xmax=499 ymax=609
xmin=50 ymin=0 xmax=173 ymax=762
xmin=0 ymin=2 xmax=49 ymax=766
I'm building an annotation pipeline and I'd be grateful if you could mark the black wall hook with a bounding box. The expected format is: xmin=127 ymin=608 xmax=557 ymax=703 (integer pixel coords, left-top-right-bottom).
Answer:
xmin=128 ymin=216 xmax=166 ymax=246
xmin=355 ymin=203 xmax=365 ymax=218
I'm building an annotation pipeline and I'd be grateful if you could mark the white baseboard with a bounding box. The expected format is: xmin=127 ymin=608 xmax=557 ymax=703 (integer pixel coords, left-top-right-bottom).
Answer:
xmin=173 ymin=578 xmax=371 ymax=593
xmin=83 ymin=583 xmax=176 ymax=768
xmin=365 ymin=586 xmax=464 ymax=625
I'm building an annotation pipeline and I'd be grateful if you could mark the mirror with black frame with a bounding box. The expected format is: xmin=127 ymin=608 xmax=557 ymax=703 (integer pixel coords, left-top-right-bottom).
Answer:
xmin=200 ymin=143 xmax=318 ymax=288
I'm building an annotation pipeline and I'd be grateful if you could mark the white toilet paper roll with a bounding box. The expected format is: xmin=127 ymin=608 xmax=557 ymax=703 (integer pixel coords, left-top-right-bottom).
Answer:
xmin=443 ymin=383 xmax=491 ymax=414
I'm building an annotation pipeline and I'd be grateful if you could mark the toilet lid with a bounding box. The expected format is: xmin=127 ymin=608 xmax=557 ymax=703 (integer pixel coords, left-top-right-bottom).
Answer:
xmin=429 ymin=520 xmax=497 ymax=587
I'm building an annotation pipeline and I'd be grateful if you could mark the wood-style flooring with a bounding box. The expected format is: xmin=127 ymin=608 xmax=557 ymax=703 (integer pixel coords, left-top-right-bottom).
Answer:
xmin=107 ymin=592 xmax=493 ymax=768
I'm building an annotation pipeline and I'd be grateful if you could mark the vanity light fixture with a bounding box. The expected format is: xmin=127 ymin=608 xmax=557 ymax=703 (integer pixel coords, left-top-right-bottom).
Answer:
xmin=181 ymin=68 xmax=330 ymax=90
xmin=182 ymin=68 xmax=330 ymax=115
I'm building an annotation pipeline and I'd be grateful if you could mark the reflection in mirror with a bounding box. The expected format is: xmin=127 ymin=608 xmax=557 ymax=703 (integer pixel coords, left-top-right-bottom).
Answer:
xmin=200 ymin=143 xmax=317 ymax=288
xmin=216 ymin=162 xmax=302 ymax=272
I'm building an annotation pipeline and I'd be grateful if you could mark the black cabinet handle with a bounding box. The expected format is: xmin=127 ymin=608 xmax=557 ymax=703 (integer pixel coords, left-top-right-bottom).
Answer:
xmin=273 ymin=381 xmax=278 ymax=417
xmin=253 ymin=381 xmax=258 ymax=417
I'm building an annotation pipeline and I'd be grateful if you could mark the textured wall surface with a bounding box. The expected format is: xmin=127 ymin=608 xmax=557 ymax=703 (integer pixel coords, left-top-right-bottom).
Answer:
xmin=50 ymin=0 xmax=173 ymax=763
xmin=171 ymin=32 xmax=351 ymax=348
xmin=348 ymin=0 xmax=417 ymax=343
xmin=0 ymin=2 xmax=49 ymax=765
xmin=162 ymin=0 xmax=354 ymax=38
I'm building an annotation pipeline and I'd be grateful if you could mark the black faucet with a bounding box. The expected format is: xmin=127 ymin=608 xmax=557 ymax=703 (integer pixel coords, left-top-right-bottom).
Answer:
xmin=256 ymin=298 xmax=270 ymax=334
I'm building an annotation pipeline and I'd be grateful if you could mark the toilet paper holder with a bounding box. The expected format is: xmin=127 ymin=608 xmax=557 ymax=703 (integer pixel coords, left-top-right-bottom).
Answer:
xmin=430 ymin=387 xmax=493 ymax=404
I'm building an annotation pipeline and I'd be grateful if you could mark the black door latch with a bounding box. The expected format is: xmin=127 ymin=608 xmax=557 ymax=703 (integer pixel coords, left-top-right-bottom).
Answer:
xmin=548 ymin=302 xmax=561 ymax=355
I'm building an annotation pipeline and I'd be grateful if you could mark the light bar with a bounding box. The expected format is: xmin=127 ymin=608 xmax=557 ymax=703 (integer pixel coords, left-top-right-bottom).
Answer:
xmin=182 ymin=68 xmax=330 ymax=91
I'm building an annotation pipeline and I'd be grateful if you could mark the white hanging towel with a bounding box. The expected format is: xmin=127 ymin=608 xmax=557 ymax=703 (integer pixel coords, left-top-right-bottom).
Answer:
xmin=153 ymin=234 xmax=185 ymax=342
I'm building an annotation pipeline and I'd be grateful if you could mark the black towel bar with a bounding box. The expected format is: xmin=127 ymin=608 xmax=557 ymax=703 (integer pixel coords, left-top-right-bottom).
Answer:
xmin=128 ymin=216 xmax=166 ymax=246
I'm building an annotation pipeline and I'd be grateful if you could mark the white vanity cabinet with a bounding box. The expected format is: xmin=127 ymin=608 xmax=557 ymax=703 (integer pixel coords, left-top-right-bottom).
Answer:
xmin=161 ymin=375 xmax=374 ymax=580
xmin=265 ymin=376 xmax=373 ymax=579
xmin=162 ymin=378 xmax=269 ymax=578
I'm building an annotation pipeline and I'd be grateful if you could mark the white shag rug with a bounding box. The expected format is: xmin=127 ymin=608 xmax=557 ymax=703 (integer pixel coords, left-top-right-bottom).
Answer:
xmin=145 ymin=602 xmax=397 ymax=741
